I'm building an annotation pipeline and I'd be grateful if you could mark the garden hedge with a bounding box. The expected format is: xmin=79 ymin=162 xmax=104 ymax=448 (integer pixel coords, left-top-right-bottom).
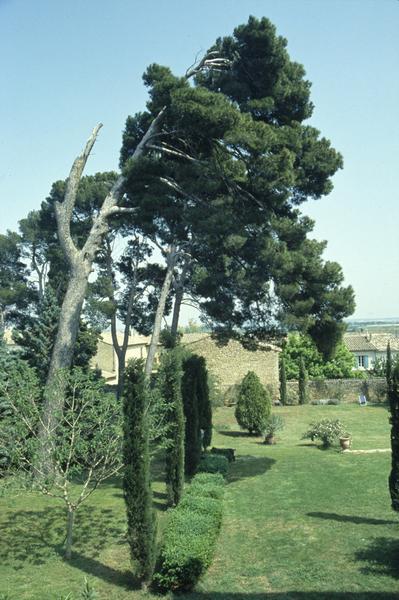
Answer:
xmin=153 ymin=471 xmax=225 ymax=591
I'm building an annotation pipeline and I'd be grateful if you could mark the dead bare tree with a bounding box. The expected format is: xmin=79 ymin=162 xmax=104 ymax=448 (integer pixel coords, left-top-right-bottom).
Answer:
xmin=39 ymin=52 xmax=229 ymax=463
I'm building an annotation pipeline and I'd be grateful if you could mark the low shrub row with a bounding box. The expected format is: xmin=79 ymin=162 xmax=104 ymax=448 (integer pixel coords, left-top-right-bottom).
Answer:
xmin=153 ymin=463 xmax=227 ymax=591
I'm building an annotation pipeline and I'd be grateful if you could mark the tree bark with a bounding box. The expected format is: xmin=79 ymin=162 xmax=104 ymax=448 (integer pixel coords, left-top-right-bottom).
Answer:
xmin=170 ymin=259 xmax=191 ymax=339
xmin=65 ymin=507 xmax=75 ymax=560
xmin=145 ymin=248 xmax=177 ymax=379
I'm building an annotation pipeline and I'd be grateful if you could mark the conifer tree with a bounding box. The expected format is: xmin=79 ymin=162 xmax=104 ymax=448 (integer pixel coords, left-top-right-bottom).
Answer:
xmin=386 ymin=342 xmax=392 ymax=389
xmin=14 ymin=286 xmax=99 ymax=384
xmin=159 ymin=349 xmax=185 ymax=505
xmin=182 ymin=355 xmax=202 ymax=475
xmin=199 ymin=363 xmax=212 ymax=451
xmin=122 ymin=360 xmax=156 ymax=584
xmin=279 ymin=356 xmax=287 ymax=405
xmin=388 ymin=361 xmax=399 ymax=512
xmin=235 ymin=371 xmax=271 ymax=434
xmin=298 ymin=357 xmax=308 ymax=405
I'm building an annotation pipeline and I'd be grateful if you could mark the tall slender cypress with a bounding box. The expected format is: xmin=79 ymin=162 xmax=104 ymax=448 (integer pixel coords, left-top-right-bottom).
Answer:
xmin=122 ymin=360 xmax=156 ymax=584
xmin=159 ymin=349 xmax=185 ymax=506
xmin=386 ymin=342 xmax=392 ymax=390
xmin=298 ymin=357 xmax=308 ymax=405
xmin=388 ymin=356 xmax=399 ymax=511
xmin=196 ymin=357 xmax=212 ymax=450
xmin=182 ymin=355 xmax=202 ymax=475
xmin=279 ymin=356 xmax=287 ymax=406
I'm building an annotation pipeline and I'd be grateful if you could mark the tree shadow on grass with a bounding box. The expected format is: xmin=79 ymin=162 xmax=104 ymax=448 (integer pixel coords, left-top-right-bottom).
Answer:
xmin=177 ymin=593 xmax=399 ymax=599
xmin=355 ymin=537 xmax=399 ymax=579
xmin=219 ymin=430 xmax=260 ymax=439
xmin=0 ymin=504 xmax=125 ymax=570
xmin=228 ymin=455 xmax=275 ymax=483
xmin=71 ymin=551 xmax=140 ymax=591
xmin=308 ymin=512 xmax=398 ymax=526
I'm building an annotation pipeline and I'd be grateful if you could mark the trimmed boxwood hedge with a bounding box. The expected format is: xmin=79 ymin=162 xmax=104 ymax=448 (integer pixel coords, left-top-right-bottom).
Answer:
xmin=152 ymin=472 xmax=225 ymax=592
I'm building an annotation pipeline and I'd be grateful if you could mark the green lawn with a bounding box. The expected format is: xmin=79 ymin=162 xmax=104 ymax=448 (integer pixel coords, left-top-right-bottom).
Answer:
xmin=1 ymin=404 xmax=398 ymax=599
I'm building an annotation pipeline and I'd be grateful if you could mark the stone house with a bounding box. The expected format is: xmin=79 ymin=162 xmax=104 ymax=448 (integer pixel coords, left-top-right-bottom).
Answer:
xmin=343 ymin=332 xmax=399 ymax=370
xmin=93 ymin=331 xmax=280 ymax=401
xmin=180 ymin=333 xmax=280 ymax=402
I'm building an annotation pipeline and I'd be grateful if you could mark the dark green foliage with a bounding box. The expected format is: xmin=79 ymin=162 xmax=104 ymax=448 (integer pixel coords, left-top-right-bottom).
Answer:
xmin=388 ymin=361 xmax=399 ymax=512
xmin=386 ymin=342 xmax=392 ymax=389
xmin=122 ymin=360 xmax=156 ymax=583
xmin=279 ymin=356 xmax=287 ymax=405
xmin=235 ymin=371 xmax=271 ymax=434
xmin=153 ymin=472 xmax=224 ymax=592
xmin=298 ymin=357 xmax=308 ymax=405
xmin=181 ymin=354 xmax=212 ymax=475
xmin=210 ymin=447 xmax=235 ymax=462
xmin=13 ymin=286 xmax=99 ymax=384
xmin=197 ymin=454 xmax=229 ymax=478
xmin=158 ymin=349 xmax=185 ymax=506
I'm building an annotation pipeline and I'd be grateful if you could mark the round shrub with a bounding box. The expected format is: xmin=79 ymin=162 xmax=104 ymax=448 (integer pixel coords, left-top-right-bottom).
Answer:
xmin=235 ymin=371 xmax=271 ymax=434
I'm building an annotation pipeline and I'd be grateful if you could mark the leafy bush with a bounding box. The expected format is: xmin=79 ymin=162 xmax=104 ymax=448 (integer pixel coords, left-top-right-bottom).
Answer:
xmin=197 ymin=454 xmax=229 ymax=477
xmin=153 ymin=473 xmax=224 ymax=592
xmin=302 ymin=418 xmax=346 ymax=448
xmin=235 ymin=371 xmax=271 ymax=434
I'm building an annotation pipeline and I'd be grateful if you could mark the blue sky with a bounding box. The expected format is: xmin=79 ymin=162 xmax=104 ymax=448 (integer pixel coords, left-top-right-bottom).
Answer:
xmin=0 ymin=0 xmax=398 ymax=319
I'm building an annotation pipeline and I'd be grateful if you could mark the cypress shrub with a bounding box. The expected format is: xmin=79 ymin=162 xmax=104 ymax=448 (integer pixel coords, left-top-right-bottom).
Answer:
xmin=196 ymin=357 xmax=212 ymax=450
xmin=182 ymin=356 xmax=202 ymax=476
xmin=279 ymin=356 xmax=287 ymax=405
xmin=159 ymin=349 xmax=185 ymax=506
xmin=153 ymin=472 xmax=224 ymax=592
xmin=388 ymin=361 xmax=399 ymax=511
xmin=235 ymin=371 xmax=271 ymax=434
xmin=298 ymin=357 xmax=308 ymax=405
xmin=122 ymin=360 xmax=156 ymax=584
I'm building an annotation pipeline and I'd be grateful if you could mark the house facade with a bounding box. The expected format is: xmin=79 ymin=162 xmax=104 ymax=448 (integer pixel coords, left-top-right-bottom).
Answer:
xmin=343 ymin=332 xmax=399 ymax=370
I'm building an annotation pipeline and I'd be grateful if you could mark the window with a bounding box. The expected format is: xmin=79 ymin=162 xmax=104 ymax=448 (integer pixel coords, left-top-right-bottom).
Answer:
xmin=357 ymin=355 xmax=369 ymax=368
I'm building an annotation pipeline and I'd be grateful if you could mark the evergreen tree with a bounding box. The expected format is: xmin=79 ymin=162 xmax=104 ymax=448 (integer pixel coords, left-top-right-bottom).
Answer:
xmin=298 ymin=357 xmax=308 ymax=405
xmin=159 ymin=349 xmax=185 ymax=505
xmin=197 ymin=357 xmax=212 ymax=450
xmin=14 ymin=286 xmax=99 ymax=384
xmin=388 ymin=362 xmax=399 ymax=512
xmin=386 ymin=342 xmax=392 ymax=389
xmin=235 ymin=371 xmax=271 ymax=434
xmin=279 ymin=356 xmax=287 ymax=406
xmin=182 ymin=355 xmax=201 ymax=475
xmin=122 ymin=360 xmax=156 ymax=584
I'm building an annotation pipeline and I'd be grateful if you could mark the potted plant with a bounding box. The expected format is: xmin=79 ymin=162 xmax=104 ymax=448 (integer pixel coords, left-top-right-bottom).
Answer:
xmin=302 ymin=418 xmax=346 ymax=449
xmin=263 ymin=414 xmax=284 ymax=445
xmin=339 ymin=433 xmax=351 ymax=450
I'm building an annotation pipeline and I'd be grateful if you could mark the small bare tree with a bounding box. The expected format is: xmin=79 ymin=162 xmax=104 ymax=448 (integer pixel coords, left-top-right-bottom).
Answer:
xmin=1 ymin=365 xmax=122 ymax=559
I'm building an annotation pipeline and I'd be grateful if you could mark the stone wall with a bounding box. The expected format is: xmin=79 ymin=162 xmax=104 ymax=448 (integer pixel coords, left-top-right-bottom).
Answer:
xmin=182 ymin=334 xmax=280 ymax=404
xmin=287 ymin=377 xmax=387 ymax=404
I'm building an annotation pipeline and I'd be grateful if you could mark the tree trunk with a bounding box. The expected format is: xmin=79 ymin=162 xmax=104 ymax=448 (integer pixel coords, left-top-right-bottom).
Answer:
xmin=65 ymin=507 xmax=75 ymax=560
xmin=170 ymin=286 xmax=184 ymax=339
xmin=38 ymin=262 xmax=90 ymax=473
xmin=170 ymin=258 xmax=190 ymax=340
xmin=145 ymin=249 xmax=176 ymax=379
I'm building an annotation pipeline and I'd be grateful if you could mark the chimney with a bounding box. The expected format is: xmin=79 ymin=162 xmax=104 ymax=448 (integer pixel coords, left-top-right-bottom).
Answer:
xmin=365 ymin=330 xmax=371 ymax=342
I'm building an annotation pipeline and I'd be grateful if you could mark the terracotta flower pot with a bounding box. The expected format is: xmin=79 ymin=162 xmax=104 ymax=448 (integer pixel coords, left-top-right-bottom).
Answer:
xmin=340 ymin=437 xmax=351 ymax=450
xmin=265 ymin=434 xmax=276 ymax=445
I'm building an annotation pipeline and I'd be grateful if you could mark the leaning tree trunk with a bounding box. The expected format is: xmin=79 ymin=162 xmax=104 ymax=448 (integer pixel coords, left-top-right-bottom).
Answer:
xmin=144 ymin=248 xmax=177 ymax=379
xmin=170 ymin=258 xmax=190 ymax=340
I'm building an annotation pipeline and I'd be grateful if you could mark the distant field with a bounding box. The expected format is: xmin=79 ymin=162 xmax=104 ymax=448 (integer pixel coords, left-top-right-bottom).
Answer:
xmin=1 ymin=404 xmax=398 ymax=599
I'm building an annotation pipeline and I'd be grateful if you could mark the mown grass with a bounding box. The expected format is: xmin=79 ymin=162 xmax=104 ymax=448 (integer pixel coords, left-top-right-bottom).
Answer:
xmin=0 ymin=403 xmax=398 ymax=599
